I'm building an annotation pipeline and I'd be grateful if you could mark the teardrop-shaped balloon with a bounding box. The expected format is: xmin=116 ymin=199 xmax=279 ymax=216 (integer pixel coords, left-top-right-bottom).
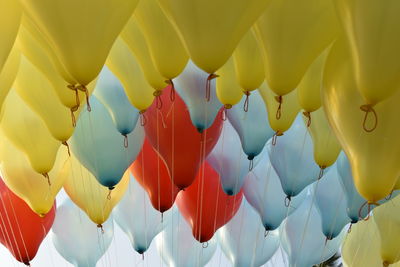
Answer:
xmin=0 ymin=178 xmax=55 ymax=266
xmin=174 ymin=61 xmax=222 ymax=132
xmin=227 ymin=89 xmax=274 ymax=159
xmin=268 ymin=114 xmax=321 ymax=198
xmin=243 ymin=148 xmax=306 ymax=231
xmin=144 ymin=87 xmax=222 ymax=190
xmin=130 ymin=138 xmax=179 ymax=213
xmin=62 ymin=155 xmax=129 ymax=225
xmin=322 ymin=38 xmax=400 ymax=202
xmin=216 ymin=57 xmax=243 ymax=108
xmin=114 ymin=174 xmax=169 ymax=254
xmin=0 ymin=44 xmax=20 ymax=112
xmin=176 ymin=162 xmax=243 ymax=242
xmin=70 ymin=96 xmax=144 ymax=189
xmin=94 ymin=67 xmax=139 ymax=136
xmin=218 ymin=199 xmax=279 ymax=267
xmin=51 ymin=199 xmax=113 ymax=267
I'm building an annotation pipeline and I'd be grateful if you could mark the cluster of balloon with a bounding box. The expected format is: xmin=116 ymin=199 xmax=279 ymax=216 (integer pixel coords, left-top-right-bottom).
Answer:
xmin=218 ymin=200 xmax=280 ymax=267
xmin=176 ymin=162 xmax=243 ymax=243
xmin=51 ymin=200 xmax=113 ymax=267
xmin=0 ymin=178 xmax=55 ymax=266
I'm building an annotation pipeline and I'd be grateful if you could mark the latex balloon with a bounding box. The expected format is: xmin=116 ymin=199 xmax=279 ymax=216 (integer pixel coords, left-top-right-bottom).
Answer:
xmin=314 ymin=166 xmax=351 ymax=239
xmin=216 ymin=57 xmax=243 ymax=108
xmin=94 ymin=67 xmax=139 ymax=137
xmin=243 ymin=148 xmax=306 ymax=231
xmin=20 ymin=0 xmax=138 ymax=86
xmin=174 ymin=61 xmax=222 ymax=131
xmin=280 ymin=195 xmax=345 ymax=267
xmin=267 ymin=115 xmax=321 ymax=198
xmin=227 ymin=90 xmax=274 ymax=159
xmin=218 ymin=199 xmax=280 ymax=267
xmin=0 ymin=178 xmax=55 ymax=266
xmin=176 ymin=162 xmax=243 ymax=242
xmin=0 ymin=45 xmax=20 ymax=112
xmin=157 ymin=0 xmax=270 ymax=74
xmin=114 ymin=175 xmax=169 ymax=254
xmin=62 ymin=155 xmax=129 ymax=225
xmin=134 ymin=0 xmax=188 ymax=81
xmin=144 ymin=87 xmax=222 ymax=190
xmin=130 ymin=138 xmax=179 ymax=213
xmin=322 ymin=38 xmax=400 ymax=202
xmin=70 ymin=96 xmax=144 ymax=189
xmin=208 ymin=120 xmax=258 ymax=195
xmin=1 ymin=90 xmax=61 ymax=175
xmin=305 ymin=107 xmax=341 ymax=168
xmin=106 ymin=38 xmax=154 ymax=112
xmin=156 ymin=207 xmax=217 ymax=267
xmin=51 ymin=200 xmax=113 ymax=267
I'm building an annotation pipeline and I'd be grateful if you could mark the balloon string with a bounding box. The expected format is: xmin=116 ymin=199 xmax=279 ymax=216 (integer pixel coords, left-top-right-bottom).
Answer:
xmin=205 ymin=73 xmax=219 ymax=102
xmin=303 ymin=111 xmax=312 ymax=127
xmin=42 ymin=173 xmax=51 ymax=186
xmin=139 ymin=110 xmax=147 ymax=126
xmin=97 ymin=224 xmax=104 ymax=234
xmin=154 ymin=90 xmax=163 ymax=110
xmin=77 ymin=85 xmax=91 ymax=112
xmin=360 ymin=104 xmax=377 ymax=132
xmin=248 ymin=159 xmax=254 ymax=171
xmin=123 ymin=134 xmax=128 ymax=148
xmin=165 ymin=80 xmax=175 ymax=102
xmin=318 ymin=167 xmax=326 ymax=180
xmin=284 ymin=196 xmax=291 ymax=207
xmin=271 ymin=130 xmax=283 ymax=146
xmin=275 ymin=95 xmax=283 ymax=120
xmin=61 ymin=141 xmax=71 ymax=156
xmin=243 ymin=91 xmax=250 ymax=112
xmin=202 ymin=242 xmax=209 ymax=248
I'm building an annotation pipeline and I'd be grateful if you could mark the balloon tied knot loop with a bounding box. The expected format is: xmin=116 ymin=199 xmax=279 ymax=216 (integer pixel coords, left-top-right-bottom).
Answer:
xmin=272 ymin=131 xmax=283 ymax=146
xmin=318 ymin=166 xmax=326 ymax=180
xmin=359 ymin=201 xmax=380 ymax=221
xmin=165 ymin=80 xmax=175 ymax=102
xmin=275 ymin=95 xmax=283 ymax=120
xmin=202 ymin=242 xmax=209 ymax=248
xmin=243 ymin=91 xmax=251 ymax=112
xmin=347 ymin=223 xmax=353 ymax=234
xmin=360 ymin=104 xmax=377 ymax=132
xmin=154 ymin=90 xmax=163 ymax=110
xmin=284 ymin=195 xmax=291 ymax=207
xmin=264 ymin=230 xmax=269 ymax=238
xmin=303 ymin=111 xmax=312 ymax=127
xmin=67 ymin=84 xmax=80 ymax=108
xmin=383 ymin=261 xmax=390 ymax=267
xmin=205 ymin=74 xmax=219 ymax=101
xmin=62 ymin=141 xmax=71 ymax=156
xmin=386 ymin=191 xmax=393 ymax=201
xmin=161 ymin=212 xmax=164 ymax=223
xmin=42 ymin=173 xmax=51 ymax=186
xmin=77 ymin=85 xmax=91 ymax=112
xmin=107 ymin=188 xmax=114 ymax=200
xmin=248 ymin=159 xmax=254 ymax=171
xmin=97 ymin=224 xmax=104 ymax=234
xmin=123 ymin=134 xmax=128 ymax=148
xmin=139 ymin=110 xmax=147 ymax=126
xmin=142 ymin=253 xmax=145 ymax=261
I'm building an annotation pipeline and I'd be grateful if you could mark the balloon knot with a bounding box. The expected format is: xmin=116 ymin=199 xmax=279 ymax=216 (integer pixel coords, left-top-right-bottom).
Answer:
xmin=202 ymin=242 xmax=209 ymax=248
xmin=359 ymin=201 xmax=380 ymax=221
xmin=23 ymin=261 xmax=30 ymax=266
xmin=383 ymin=261 xmax=390 ymax=267
xmin=385 ymin=190 xmax=393 ymax=200
xmin=224 ymin=104 xmax=232 ymax=109
xmin=62 ymin=141 xmax=71 ymax=156
xmin=161 ymin=212 xmax=164 ymax=223
xmin=360 ymin=104 xmax=377 ymax=132
xmin=139 ymin=110 xmax=147 ymax=126
xmin=248 ymin=159 xmax=254 ymax=171
xmin=205 ymin=73 xmax=219 ymax=101
xmin=97 ymin=224 xmax=104 ymax=234
xmin=303 ymin=111 xmax=312 ymax=127
xmin=222 ymin=107 xmax=228 ymax=121
xmin=284 ymin=195 xmax=292 ymax=207
xmin=165 ymin=80 xmax=176 ymax=102
xmin=347 ymin=223 xmax=353 ymax=234
xmin=153 ymin=90 xmax=163 ymax=110
xmin=42 ymin=173 xmax=51 ymax=186
xmin=318 ymin=166 xmax=326 ymax=180
xmin=67 ymin=84 xmax=80 ymax=109
xmin=264 ymin=230 xmax=269 ymax=238
xmin=274 ymin=95 xmax=283 ymax=120
xmin=76 ymin=85 xmax=91 ymax=112
xmin=272 ymin=131 xmax=283 ymax=146
xmin=122 ymin=134 xmax=128 ymax=148
xmin=243 ymin=91 xmax=251 ymax=112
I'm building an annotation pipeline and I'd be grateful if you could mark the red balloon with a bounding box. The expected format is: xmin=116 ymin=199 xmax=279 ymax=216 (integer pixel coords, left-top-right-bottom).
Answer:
xmin=0 ymin=179 xmax=55 ymax=265
xmin=176 ymin=162 xmax=243 ymax=243
xmin=130 ymin=138 xmax=179 ymax=212
xmin=144 ymin=87 xmax=223 ymax=190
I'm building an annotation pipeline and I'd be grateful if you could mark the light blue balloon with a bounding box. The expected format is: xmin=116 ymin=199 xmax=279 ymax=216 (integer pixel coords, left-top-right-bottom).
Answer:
xmin=94 ymin=67 xmax=139 ymax=136
xmin=51 ymin=200 xmax=113 ymax=267
xmin=70 ymin=96 xmax=144 ymax=188
xmin=218 ymin=199 xmax=280 ymax=267
xmin=227 ymin=90 xmax=274 ymax=160
xmin=175 ymin=61 xmax=222 ymax=132
xmin=314 ymin=165 xmax=351 ymax=239
xmin=243 ymin=148 xmax=306 ymax=231
xmin=267 ymin=114 xmax=321 ymax=198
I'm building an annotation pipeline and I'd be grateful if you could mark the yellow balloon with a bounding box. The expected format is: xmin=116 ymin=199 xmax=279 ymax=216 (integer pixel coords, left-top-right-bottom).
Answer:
xmin=134 ymin=0 xmax=188 ymax=81
xmin=233 ymin=29 xmax=264 ymax=93
xmin=62 ymin=155 xmax=129 ymax=225
xmin=106 ymin=38 xmax=155 ymax=112
xmin=322 ymin=39 xmax=400 ymax=203
xmin=0 ymin=136 xmax=68 ymax=216
xmin=304 ymin=107 xmax=341 ymax=169
xmin=216 ymin=57 xmax=243 ymax=108
xmin=0 ymin=45 xmax=20 ymax=112
xmin=0 ymin=90 xmax=61 ymax=175
xmin=20 ymin=0 xmax=138 ymax=86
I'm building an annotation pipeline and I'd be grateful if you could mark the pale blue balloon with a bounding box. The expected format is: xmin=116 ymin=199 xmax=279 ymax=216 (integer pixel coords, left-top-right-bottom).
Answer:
xmin=70 ymin=96 xmax=144 ymax=188
xmin=244 ymin=148 xmax=306 ymax=231
xmin=51 ymin=200 xmax=113 ymax=267
xmin=94 ymin=67 xmax=139 ymax=136
xmin=174 ymin=61 xmax=222 ymax=132
xmin=314 ymin=165 xmax=351 ymax=239
xmin=267 ymin=114 xmax=321 ymax=198
xmin=227 ymin=90 xmax=274 ymax=160
xmin=218 ymin=199 xmax=280 ymax=267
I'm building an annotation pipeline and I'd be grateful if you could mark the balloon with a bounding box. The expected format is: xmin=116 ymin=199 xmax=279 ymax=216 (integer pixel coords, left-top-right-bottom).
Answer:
xmin=207 ymin=120 xmax=257 ymax=195
xmin=130 ymin=138 xmax=179 ymax=213
xmin=314 ymin=166 xmax=351 ymax=239
xmin=156 ymin=207 xmax=217 ymax=267
xmin=114 ymin=175 xmax=169 ymax=254
xmin=267 ymin=115 xmax=321 ymax=198
xmin=94 ymin=67 xmax=139 ymax=137
xmin=106 ymin=38 xmax=154 ymax=112
xmin=243 ymin=148 xmax=306 ymax=231
xmin=322 ymin=38 xmax=400 ymax=202
xmin=216 ymin=57 xmax=243 ymax=108
xmin=176 ymin=162 xmax=243 ymax=242
xmin=20 ymin=0 xmax=138 ymax=86
xmin=144 ymin=87 xmax=222 ymax=190
xmin=174 ymin=61 xmax=222 ymax=131
xmin=134 ymin=0 xmax=188 ymax=81
xmin=158 ymin=0 xmax=270 ymax=74
xmin=227 ymin=90 xmax=274 ymax=159
xmin=51 ymin=200 xmax=113 ymax=267
xmin=0 ymin=178 xmax=55 ymax=266
xmin=0 ymin=44 xmax=19 ymax=112
xmin=218 ymin=199 xmax=279 ymax=267
xmin=1 ymin=90 xmax=61 ymax=175
xmin=70 ymin=96 xmax=144 ymax=189
xmin=280 ymin=195 xmax=344 ymax=267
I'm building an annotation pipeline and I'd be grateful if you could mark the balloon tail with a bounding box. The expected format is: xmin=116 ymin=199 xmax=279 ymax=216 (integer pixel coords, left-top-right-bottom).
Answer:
xmin=154 ymin=90 xmax=163 ymax=110
xmin=202 ymin=242 xmax=209 ymax=248
xmin=77 ymin=85 xmax=91 ymax=112
xmin=243 ymin=91 xmax=250 ymax=112
xmin=205 ymin=73 xmax=219 ymax=101
xmin=385 ymin=191 xmax=393 ymax=200
xmin=272 ymin=131 xmax=283 ymax=146
xmin=324 ymin=237 xmax=329 ymax=245
xmin=62 ymin=141 xmax=71 ymax=156
xmin=107 ymin=189 xmax=113 ymax=200
xmin=123 ymin=134 xmax=128 ymax=148
xmin=275 ymin=95 xmax=283 ymax=120
xmin=318 ymin=167 xmax=326 ymax=180
xmin=142 ymin=253 xmax=145 ymax=261
xmin=360 ymin=104 xmax=377 ymax=132
xmin=248 ymin=159 xmax=254 ymax=171
xmin=42 ymin=173 xmax=51 ymax=186
xmin=165 ymin=80 xmax=175 ymax=102
xmin=359 ymin=201 xmax=380 ymax=221
xmin=383 ymin=261 xmax=390 ymax=267
xmin=67 ymin=84 xmax=80 ymax=109
xmin=303 ymin=111 xmax=312 ymax=127
xmin=161 ymin=212 xmax=164 ymax=223
xmin=284 ymin=196 xmax=291 ymax=207
xmin=139 ymin=110 xmax=147 ymax=126
xmin=97 ymin=224 xmax=104 ymax=234
xmin=23 ymin=261 xmax=30 ymax=266
xmin=347 ymin=223 xmax=353 ymax=234
xmin=264 ymin=230 xmax=269 ymax=238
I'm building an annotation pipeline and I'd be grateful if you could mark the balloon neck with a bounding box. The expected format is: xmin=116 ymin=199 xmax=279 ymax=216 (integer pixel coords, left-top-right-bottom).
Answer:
xmin=383 ymin=261 xmax=390 ymax=267
xmin=224 ymin=104 xmax=232 ymax=109
xmin=23 ymin=261 xmax=30 ymax=266
xmin=97 ymin=224 xmax=104 ymax=234
xmin=205 ymin=73 xmax=219 ymax=102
